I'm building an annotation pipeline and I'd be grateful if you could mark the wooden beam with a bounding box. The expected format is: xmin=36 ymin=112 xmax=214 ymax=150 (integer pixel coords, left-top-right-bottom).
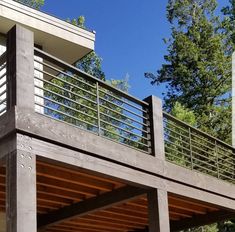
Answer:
xmin=7 ymin=24 xmax=34 ymax=111
xmin=144 ymin=96 xmax=165 ymax=159
xmin=5 ymin=24 xmax=36 ymax=232
xmin=147 ymin=189 xmax=170 ymax=232
xmin=38 ymin=186 xmax=146 ymax=228
xmin=17 ymin=134 xmax=235 ymax=212
xmin=6 ymin=150 xmax=37 ymax=232
xmin=15 ymin=109 xmax=235 ymax=206
xmin=171 ymin=210 xmax=235 ymax=231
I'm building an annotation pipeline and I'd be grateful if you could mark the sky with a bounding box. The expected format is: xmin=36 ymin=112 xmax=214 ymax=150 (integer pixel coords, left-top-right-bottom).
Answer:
xmin=41 ymin=0 xmax=230 ymax=101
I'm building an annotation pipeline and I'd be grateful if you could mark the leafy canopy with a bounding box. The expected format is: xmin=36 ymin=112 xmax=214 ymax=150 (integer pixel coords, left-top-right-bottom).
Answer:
xmin=15 ymin=0 xmax=44 ymax=9
xmin=145 ymin=0 xmax=232 ymax=142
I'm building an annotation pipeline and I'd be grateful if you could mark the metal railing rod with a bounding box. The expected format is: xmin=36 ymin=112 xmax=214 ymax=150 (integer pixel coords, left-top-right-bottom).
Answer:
xmin=191 ymin=144 xmax=215 ymax=157
xmin=0 ymin=72 xmax=6 ymax=81
xmin=164 ymin=133 xmax=191 ymax=148
xmin=165 ymin=139 xmax=191 ymax=153
xmin=100 ymin=126 xmax=149 ymax=148
xmin=0 ymin=52 xmax=6 ymax=66
xmin=35 ymin=102 xmax=99 ymax=128
xmin=100 ymin=111 xmax=149 ymax=136
xmin=100 ymin=104 xmax=148 ymax=133
xmin=218 ymin=173 xmax=234 ymax=182
xmin=164 ymin=126 xmax=190 ymax=141
xmin=165 ymin=153 xmax=192 ymax=165
xmin=217 ymin=161 xmax=234 ymax=171
xmin=34 ymin=77 xmax=97 ymax=105
xmin=218 ymin=169 xmax=234 ymax=177
xmin=35 ymin=84 xmax=97 ymax=114
xmin=191 ymin=139 xmax=215 ymax=152
xmin=34 ymin=59 xmax=96 ymax=89
xmin=217 ymin=151 xmax=235 ymax=162
xmin=35 ymin=67 xmax=97 ymax=97
xmin=218 ymin=157 xmax=235 ymax=168
xmin=0 ymin=81 xmax=7 ymax=90
xmin=165 ymin=146 xmax=191 ymax=159
xmin=35 ymin=94 xmax=98 ymax=121
xmin=100 ymin=119 xmax=149 ymax=142
xmin=191 ymin=150 xmax=217 ymax=164
xmin=34 ymin=48 xmax=149 ymax=107
xmin=99 ymin=88 xmax=148 ymax=113
xmin=163 ymin=119 xmax=190 ymax=135
xmin=0 ymin=106 xmax=6 ymax=115
xmin=0 ymin=90 xmax=6 ymax=98
xmin=190 ymin=133 xmax=216 ymax=148
xmin=216 ymin=145 xmax=234 ymax=156
xmin=192 ymin=168 xmax=218 ymax=177
xmin=99 ymin=96 xmax=148 ymax=121
xmin=96 ymin=83 xmax=101 ymax=135
xmin=192 ymin=156 xmax=217 ymax=169
xmin=0 ymin=65 xmax=6 ymax=74
xmin=163 ymin=112 xmax=235 ymax=151
xmin=0 ymin=98 xmax=6 ymax=106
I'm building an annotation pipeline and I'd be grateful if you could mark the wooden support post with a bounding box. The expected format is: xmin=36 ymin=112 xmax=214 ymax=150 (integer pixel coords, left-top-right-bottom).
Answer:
xmin=232 ymin=52 xmax=235 ymax=147
xmin=144 ymin=96 xmax=165 ymax=159
xmin=6 ymin=150 xmax=37 ymax=232
xmin=7 ymin=24 xmax=34 ymax=111
xmin=147 ymin=189 xmax=170 ymax=232
xmin=5 ymin=24 xmax=36 ymax=232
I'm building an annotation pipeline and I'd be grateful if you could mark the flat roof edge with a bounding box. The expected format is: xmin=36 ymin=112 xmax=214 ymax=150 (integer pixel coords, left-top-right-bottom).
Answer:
xmin=0 ymin=0 xmax=96 ymax=42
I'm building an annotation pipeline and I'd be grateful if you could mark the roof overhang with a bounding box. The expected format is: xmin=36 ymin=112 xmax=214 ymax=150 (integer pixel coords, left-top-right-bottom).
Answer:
xmin=0 ymin=0 xmax=96 ymax=64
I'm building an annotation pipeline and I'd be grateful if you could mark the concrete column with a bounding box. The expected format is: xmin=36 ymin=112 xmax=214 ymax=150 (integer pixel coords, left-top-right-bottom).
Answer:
xmin=147 ymin=189 xmax=170 ymax=232
xmin=144 ymin=96 xmax=165 ymax=159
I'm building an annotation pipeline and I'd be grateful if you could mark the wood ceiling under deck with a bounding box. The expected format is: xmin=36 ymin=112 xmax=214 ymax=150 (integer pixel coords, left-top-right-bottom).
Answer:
xmin=0 ymin=160 xmax=227 ymax=232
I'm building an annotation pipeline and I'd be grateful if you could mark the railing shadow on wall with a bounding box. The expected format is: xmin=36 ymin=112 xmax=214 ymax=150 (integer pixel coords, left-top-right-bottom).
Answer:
xmin=0 ymin=52 xmax=7 ymax=116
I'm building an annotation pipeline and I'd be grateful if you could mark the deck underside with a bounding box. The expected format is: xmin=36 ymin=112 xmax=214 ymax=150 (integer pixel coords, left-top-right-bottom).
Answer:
xmin=0 ymin=159 xmax=230 ymax=232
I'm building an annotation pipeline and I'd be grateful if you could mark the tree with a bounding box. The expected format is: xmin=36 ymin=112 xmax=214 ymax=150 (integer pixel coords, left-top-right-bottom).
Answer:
xmin=145 ymin=0 xmax=232 ymax=143
xmin=15 ymin=0 xmax=44 ymax=9
xmin=222 ymin=0 xmax=235 ymax=54
xmin=145 ymin=0 xmax=233 ymax=231
xmin=43 ymin=17 xmax=146 ymax=150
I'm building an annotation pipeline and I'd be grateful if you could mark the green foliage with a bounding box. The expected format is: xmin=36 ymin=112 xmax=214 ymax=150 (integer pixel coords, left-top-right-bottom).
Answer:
xmin=146 ymin=0 xmax=234 ymax=231
xmin=183 ymin=224 xmax=218 ymax=232
xmin=222 ymin=0 xmax=235 ymax=53
xmin=165 ymin=102 xmax=196 ymax=167
xmin=15 ymin=0 xmax=44 ymax=9
xmin=171 ymin=102 xmax=196 ymax=126
xmin=76 ymin=51 xmax=105 ymax=81
xmin=145 ymin=0 xmax=232 ymax=143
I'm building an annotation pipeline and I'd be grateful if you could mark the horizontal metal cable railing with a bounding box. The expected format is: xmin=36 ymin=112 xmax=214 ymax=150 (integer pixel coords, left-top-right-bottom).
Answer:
xmin=33 ymin=48 xmax=151 ymax=153
xmin=163 ymin=112 xmax=235 ymax=183
xmin=0 ymin=52 xmax=7 ymax=116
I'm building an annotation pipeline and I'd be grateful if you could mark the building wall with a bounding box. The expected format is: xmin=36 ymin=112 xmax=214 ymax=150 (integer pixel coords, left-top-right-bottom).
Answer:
xmin=0 ymin=35 xmax=6 ymax=116
xmin=0 ymin=35 xmax=44 ymax=115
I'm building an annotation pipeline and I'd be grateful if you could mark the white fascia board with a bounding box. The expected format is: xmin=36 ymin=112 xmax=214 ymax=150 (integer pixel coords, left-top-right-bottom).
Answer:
xmin=0 ymin=0 xmax=95 ymax=50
